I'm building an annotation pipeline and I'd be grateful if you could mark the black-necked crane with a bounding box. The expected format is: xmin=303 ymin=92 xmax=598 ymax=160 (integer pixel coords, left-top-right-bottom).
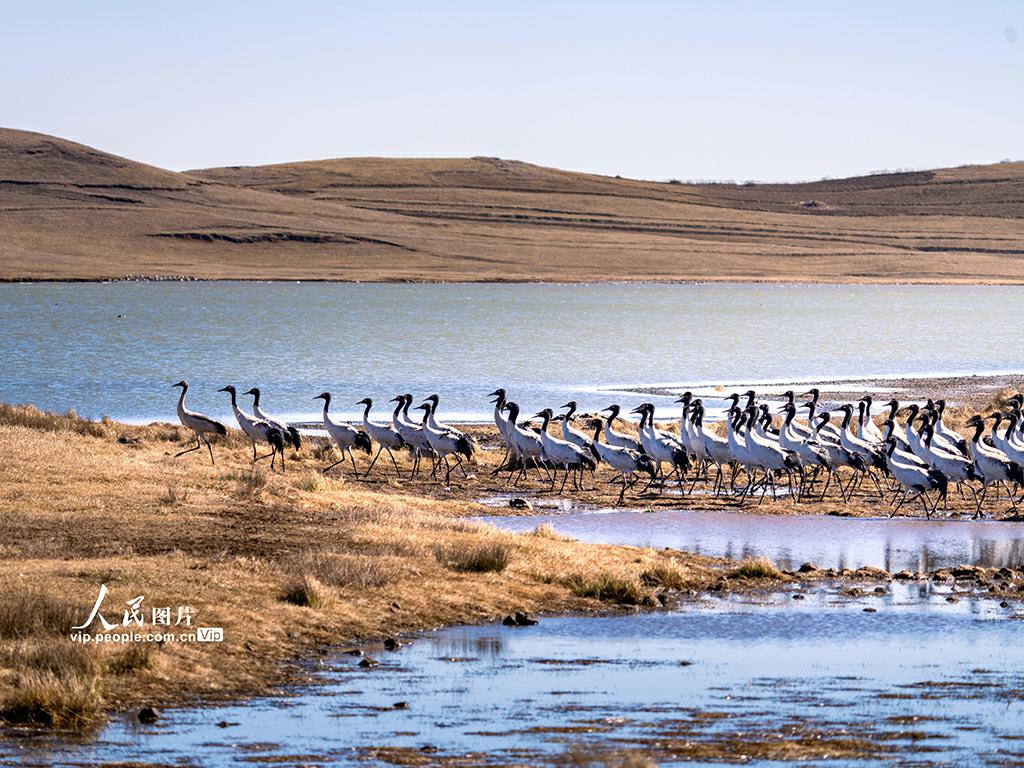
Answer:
xmin=356 ymin=398 xmax=406 ymax=476
xmin=933 ymin=399 xmax=971 ymax=456
xmin=559 ymin=402 xmax=599 ymax=462
xmin=802 ymin=388 xmax=842 ymax=442
xmin=859 ymin=396 xmax=885 ymax=443
xmin=171 ymin=380 xmax=226 ymax=465
xmin=424 ymin=394 xmax=476 ymax=462
xmin=219 ymin=385 xmax=286 ymax=471
xmin=779 ymin=403 xmax=830 ymax=499
xmin=965 ymin=415 xmax=1024 ymax=517
xmin=391 ymin=394 xmax=434 ymax=477
xmin=689 ymin=401 xmax=733 ymax=496
xmin=590 ymin=419 xmax=655 ymax=502
xmin=534 ymin=408 xmax=597 ymax=493
xmin=884 ymin=438 xmax=947 ymax=518
xmin=742 ymin=405 xmax=800 ymax=503
xmin=244 ymin=387 xmax=302 ymax=450
xmin=501 ymin=401 xmax=547 ymax=486
xmin=314 ymin=392 xmax=372 ymax=475
xmin=632 ymin=403 xmax=689 ymax=489
xmin=836 ymin=403 xmax=887 ymax=496
xmin=415 ymin=403 xmax=474 ymax=485
xmin=920 ymin=422 xmax=978 ymax=509
xmin=600 ymin=404 xmax=643 ymax=454
xmin=488 ymin=388 xmax=515 ymax=473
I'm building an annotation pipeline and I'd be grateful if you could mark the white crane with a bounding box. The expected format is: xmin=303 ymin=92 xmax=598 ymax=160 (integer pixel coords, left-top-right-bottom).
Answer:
xmin=590 ymin=420 xmax=656 ymax=502
xmin=919 ymin=422 xmax=978 ymax=509
xmin=356 ymin=398 xmax=406 ymax=476
xmin=802 ymin=389 xmax=842 ymax=442
xmin=219 ymin=385 xmax=286 ymax=471
xmin=171 ymin=380 xmax=226 ymax=465
xmin=244 ymin=387 xmax=302 ymax=450
xmin=313 ymin=392 xmax=372 ymax=475
xmin=414 ymin=403 xmax=474 ymax=485
xmin=778 ymin=403 xmax=830 ymax=499
xmin=599 ymin=404 xmax=643 ymax=454
xmin=534 ymin=408 xmax=597 ymax=493
xmin=743 ymin=406 xmax=800 ymax=502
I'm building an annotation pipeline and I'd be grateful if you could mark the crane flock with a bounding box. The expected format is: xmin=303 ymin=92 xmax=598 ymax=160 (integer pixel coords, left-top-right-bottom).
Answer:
xmin=171 ymin=381 xmax=1024 ymax=518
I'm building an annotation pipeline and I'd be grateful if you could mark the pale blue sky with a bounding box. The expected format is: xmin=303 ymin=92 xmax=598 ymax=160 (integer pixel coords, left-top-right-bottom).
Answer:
xmin=2 ymin=1 xmax=1021 ymax=181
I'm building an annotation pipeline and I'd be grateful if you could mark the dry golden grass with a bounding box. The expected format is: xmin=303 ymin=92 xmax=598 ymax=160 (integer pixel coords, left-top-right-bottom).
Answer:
xmin=0 ymin=404 xmax=724 ymax=729
xmin=5 ymin=128 xmax=1024 ymax=283
xmin=729 ymin=557 xmax=784 ymax=580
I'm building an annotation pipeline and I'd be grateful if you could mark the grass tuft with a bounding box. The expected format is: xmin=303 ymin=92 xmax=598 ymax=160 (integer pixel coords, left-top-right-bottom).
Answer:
xmin=564 ymin=573 xmax=652 ymax=606
xmin=0 ymin=403 xmax=109 ymax=438
xmin=282 ymin=574 xmax=335 ymax=609
xmin=107 ymin=643 xmax=154 ymax=675
xmin=433 ymin=541 xmax=511 ymax=573
xmin=285 ymin=551 xmax=404 ymax=590
xmin=639 ymin=561 xmax=694 ymax=590
xmin=531 ymin=522 xmax=574 ymax=541
xmin=0 ymin=670 xmax=103 ymax=727
xmin=729 ymin=557 xmax=782 ymax=579
xmin=159 ymin=482 xmax=188 ymax=506
xmin=230 ymin=466 xmax=268 ymax=499
xmin=0 ymin=590 xmax=79 ymax=639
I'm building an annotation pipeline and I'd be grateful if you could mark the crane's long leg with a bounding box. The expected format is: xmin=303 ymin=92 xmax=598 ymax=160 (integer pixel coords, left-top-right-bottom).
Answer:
xmin=974 ymin=484 xmax=989 ymax=518
xmin=889 ymin=490 xmax=910 ymax=517
xmin=251 ymin=441 xmax=258 ymax=462
xmin=365 ymin=446 xmax=385 ymax=476
xmin=201 ymin=436 xmax=215 ymax=465
xmin=385 ymin=447 xmax=401 ymax=472
xmin=255 ymin=448 xmax=277 ymax=462
xmin=175 ymin=433 xmax=203 ymax=459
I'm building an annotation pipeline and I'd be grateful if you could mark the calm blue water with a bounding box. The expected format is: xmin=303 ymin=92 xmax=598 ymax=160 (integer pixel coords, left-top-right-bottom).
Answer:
xmin=26 ymin=588 xmax=1024 ymax=767
xmin=3 ymin=282 xmax=1024 ymax=424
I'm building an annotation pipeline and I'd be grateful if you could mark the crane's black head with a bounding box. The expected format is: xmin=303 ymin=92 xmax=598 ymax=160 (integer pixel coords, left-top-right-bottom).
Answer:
xmin=862 ymin=394 xmax=873 ymax=405
xmin=838 ymin=403 xmax=853 ymax=412
xmin=487 ymin=388 xmax=506 ymax=399
xmin=560 ymin=401 xmax=577 ymax=411
xmin=244 ymin=387 xmax=260 ymax=397
xmin=218 ymin=385 xmax=235 ymax=395
xmin=314 ymin=392 xmax=330 ymax=402
xmin=426 ymin=394 xmax=440 ymax=405
xmin=966 ymin=414 xmax=983 ymax=427
xmin=802 ymin=388 xmax=819 ymax=399
xmin=601 ymin=404 xmax=620 ymax=415
xmin=414 ymin=403 xmax=430 ymax=412
xmin=356 ymin=397 xmax=372 ymax=407
xmin=534 ymin=408 xmax=553 ymax=419
xmin=800 ymin=401 xmax=814 ymax=410
xmin=172 ymin=380 xmax=187 ymax=389
xmin=743 ymin=389 xmax=756 ymax=398
xmin=389 ymin=395 xmax=403 ymax=403
xmin=887 ymin=399 xmax=900 ymax=409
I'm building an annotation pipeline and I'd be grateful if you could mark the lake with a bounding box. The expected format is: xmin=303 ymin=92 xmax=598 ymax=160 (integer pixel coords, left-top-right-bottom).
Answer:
xmin=3 ymin=281 xmax=1024 ymax=424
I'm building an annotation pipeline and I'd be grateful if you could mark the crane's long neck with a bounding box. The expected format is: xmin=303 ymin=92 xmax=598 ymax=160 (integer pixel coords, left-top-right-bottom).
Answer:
xmin=970 ymin=422 xmax=985 ymax=444
xmin=506 ymin=403 xmax=520 ymax=425
xmin=402 ymin=397 xmax=412 ymax=420
xmin=539 ymin=412 xmax=551 ymax=433
xmin=321 ymin=395 xmax=331 ymax=415
xmin=177 ymin=386 xmax=187 ymax=409
xmin=251 ymin=390 xmax=261 ymax=408
xmin=392 ymin=400 xmax=404 ymax=421
xmin=840 ymin=408 xmax=852 ymax=430
xmin=606 ymin=406 xmax=619 ymax=430
xmin=361 ymin=401 xmax=372 ymax=421
xmin=565 ymin=404 xmax=576 ymax=421
xmin=592 ymin=422 xmax=603 ymax=442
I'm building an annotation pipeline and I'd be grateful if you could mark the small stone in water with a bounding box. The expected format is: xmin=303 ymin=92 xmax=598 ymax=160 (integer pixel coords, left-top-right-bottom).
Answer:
xmin=137 ymin=706 xmax=159 ymax=724
xmin=359 ymin=657 xmax=379 ymax=668
xmin=393 ymin=701 xmax=410 ymax=710
xmin=384 ymin=637 xmax=402 ymax=651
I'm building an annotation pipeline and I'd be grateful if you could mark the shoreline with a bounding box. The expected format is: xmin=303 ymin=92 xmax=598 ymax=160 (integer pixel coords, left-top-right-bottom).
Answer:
xmin=7 ymin=276 xmax=1024 ymax=286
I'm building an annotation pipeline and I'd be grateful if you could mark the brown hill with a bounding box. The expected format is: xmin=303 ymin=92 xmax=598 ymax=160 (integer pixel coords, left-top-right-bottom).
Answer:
xmin=3 ymin=127 xmax=1024 ymax=282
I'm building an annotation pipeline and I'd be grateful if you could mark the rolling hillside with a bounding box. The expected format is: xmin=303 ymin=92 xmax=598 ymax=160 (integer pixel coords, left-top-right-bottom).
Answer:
xmin=3 ymin=127 xmax=1024 ymax=282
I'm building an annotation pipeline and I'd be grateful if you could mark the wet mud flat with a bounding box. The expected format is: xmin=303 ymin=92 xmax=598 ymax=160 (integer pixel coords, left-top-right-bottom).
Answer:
xmin=18 ymin=583 xmax=1024 ymax=767
xmin=617 ymin=371 xmax=1024 ymax=412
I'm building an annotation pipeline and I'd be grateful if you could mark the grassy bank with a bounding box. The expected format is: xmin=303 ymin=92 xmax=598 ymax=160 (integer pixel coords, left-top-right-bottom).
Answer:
xmin=0 ymin=405 xmax=734 ymax=730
